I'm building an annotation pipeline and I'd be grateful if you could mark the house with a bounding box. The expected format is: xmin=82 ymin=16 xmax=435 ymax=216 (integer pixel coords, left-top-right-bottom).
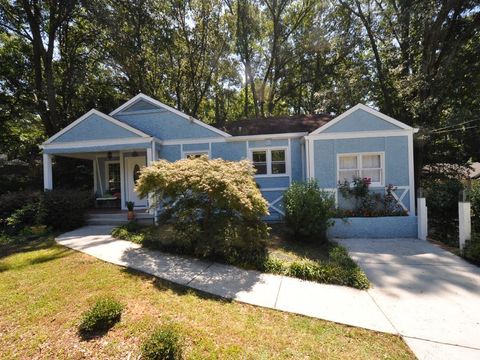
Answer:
xmin=41 ymin=94 xmax=418 ymax=236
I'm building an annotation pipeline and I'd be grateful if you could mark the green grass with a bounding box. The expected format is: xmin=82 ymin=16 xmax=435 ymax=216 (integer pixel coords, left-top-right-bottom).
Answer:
xmin=0 ymin=236 xmax=414 ymax=359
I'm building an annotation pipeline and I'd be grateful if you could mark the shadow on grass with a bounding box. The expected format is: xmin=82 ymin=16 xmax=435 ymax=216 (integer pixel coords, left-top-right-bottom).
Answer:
xmin=119 ymin=266 xmax=233 ymax=304
xmin=0 ymin=236 xmax=70 ymax=273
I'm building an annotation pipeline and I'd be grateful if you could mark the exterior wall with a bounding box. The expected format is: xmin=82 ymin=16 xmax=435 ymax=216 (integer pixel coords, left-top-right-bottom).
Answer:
xmin=114 ymin=109 xmax=224 ymax=140
xmin=312 ymin=135 xmax=412 ymax=212
xmin=51 ymin=114 xmax=141 ymax=143
xmin=328 ymin=216 xmax=418 ymax=238
xmin=322 ymin=109 xmax=401 ymax=133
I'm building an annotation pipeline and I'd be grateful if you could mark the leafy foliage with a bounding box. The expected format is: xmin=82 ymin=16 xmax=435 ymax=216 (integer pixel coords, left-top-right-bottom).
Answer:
xmin=424 ymin=178 xmax=464 ymax=245
xmin=337 ymin=177 xmax=407 ymax=217
xmin=471 ymin=180 xmax=480 ymax=233
xmin=135 ymin=156 xmax=269 ymax=267
xmin=0 ymin=191 xmax=41 ymax=234
xmin=463 ymin=235 xmax=480 ymax=265
xmin=40 ymin=189 xmax=92 ymax=231
xmin=78 ymin=298 xmax=123 ymax=337
xmin=283 ymin=180 xmax=335 ymax=242
xmin=141 ymin=324 xmax=183 ymax=360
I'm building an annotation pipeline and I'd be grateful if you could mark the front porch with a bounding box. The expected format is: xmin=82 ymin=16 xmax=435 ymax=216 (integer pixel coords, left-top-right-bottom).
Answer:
xmin=41 ymin=141 xmax=158 ymax=212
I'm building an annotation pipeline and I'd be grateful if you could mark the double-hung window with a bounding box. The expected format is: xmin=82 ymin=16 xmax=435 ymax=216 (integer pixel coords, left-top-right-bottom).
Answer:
xmin=338 ymin=153 xmax=383 ymax=186
xmin=105 ymin=161 xmax=121 ymax=193
xmin=251 ymin=148 xmax=287 ymax=176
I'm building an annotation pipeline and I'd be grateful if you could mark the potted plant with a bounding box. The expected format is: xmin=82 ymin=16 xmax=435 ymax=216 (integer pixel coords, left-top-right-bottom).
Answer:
xmin=126 ymin=201 xmax=135 ymax=220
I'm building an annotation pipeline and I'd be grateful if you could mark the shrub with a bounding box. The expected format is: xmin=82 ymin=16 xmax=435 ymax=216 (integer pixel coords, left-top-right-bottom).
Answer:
xmin=283 ymin=245 xmax=369 ymax=289
xmin=0 ymin=191 xmax=41 ymax=234
xmin=78 ymin=298 xmax=123 ymax=336
xmin=283 ymin=180 xmax=335 ymax=242
xmin=141 ymin=324 xmax=183 ymax=360
xmin=337 ymin=177 xmax=407 ymax=217
xmin=471 ymin=180 xmax=480 ymax=233
xmin=463 ymin=233 xmax=480 ymax=265
xmin=424 ymin=178 xmax=464 ymax=244
xmin=135 ymin=156 xmax=269 ymax=267
xmin=40 ymin=189 xmax=92 ymax=230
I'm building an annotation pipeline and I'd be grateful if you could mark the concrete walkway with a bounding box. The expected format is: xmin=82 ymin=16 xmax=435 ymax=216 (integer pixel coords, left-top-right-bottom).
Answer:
xmin=339 ymin=238 xmax=480 ymax=360
xmin=56 ymin=226 xmax=480 ymax=360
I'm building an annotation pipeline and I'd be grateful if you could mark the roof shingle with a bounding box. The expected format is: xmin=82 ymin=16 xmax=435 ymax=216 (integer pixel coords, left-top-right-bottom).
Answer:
xmin=221 ymin=114 xmax=333 ymax=136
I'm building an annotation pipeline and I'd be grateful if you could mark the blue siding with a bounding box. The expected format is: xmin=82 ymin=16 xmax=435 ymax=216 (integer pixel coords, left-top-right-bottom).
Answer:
xmin=211 ymin=142 xmax=246 ymax=160
xmin=183 ymin=143 xmax=210 ymax=152
xmin=122 ymin=100 xmax=158 ymax=112
xmin=255 ymin=176 xmax=290 ymax=189
xmin=248 ymin=139 xmax=288 ymax=148
xmin=385 ymin=137 xmax=409 ymax=185
xmin=114 ymin=109 xmax=224 ymax=140
xmin=323 ymin=109 xmax=401 ymax=133
xmin=313 ymin=139 xmax=336 ymax=187
xmin=160 ymin=145 xmax=181 ymax=162
xmin=52 ymin=114 xmax=142 ymax=143
xmin=328 ymin=216 xmax=417 ymax=238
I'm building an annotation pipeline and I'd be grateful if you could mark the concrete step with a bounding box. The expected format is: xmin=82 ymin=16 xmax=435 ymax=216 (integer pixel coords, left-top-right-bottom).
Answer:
xmin=87 ymin=212 xmax=154 ymax=226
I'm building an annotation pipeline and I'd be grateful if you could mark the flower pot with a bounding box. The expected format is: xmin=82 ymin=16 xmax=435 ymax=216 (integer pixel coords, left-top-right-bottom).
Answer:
xmin=127 ymin=210 xmax=135 ymax=221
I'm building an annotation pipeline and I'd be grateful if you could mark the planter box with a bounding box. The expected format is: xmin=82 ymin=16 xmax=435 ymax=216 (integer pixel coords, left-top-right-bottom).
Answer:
xmin=328 ymin=216 xmax=418 ymax=239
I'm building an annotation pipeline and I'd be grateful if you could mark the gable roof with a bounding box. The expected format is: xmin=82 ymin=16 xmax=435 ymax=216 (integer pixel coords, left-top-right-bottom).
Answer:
xmin=43 ymin=109 xmax=151 ymax=145
xmin=222 ymin=114 xmax=333 ymax=136
xmin=310 ymin=103 xmax=413 ymax=135
xmin=109 ymin=93 xmax=231 ymax=138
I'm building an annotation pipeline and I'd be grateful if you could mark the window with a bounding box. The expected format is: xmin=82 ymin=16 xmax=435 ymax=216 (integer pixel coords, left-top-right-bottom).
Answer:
xmin=106 ymin=162 xmax=120 ymax=192
xmin=338 ymin=153 xmax=383 ymax=185
xmin=184 ymin=151 xmax=209 ymax=159
xmin=251 ymin=148 xmax=287 ymax=176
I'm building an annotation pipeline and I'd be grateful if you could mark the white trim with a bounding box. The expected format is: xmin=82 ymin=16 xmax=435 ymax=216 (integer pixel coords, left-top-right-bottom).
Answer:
xmin=109 ymin=93 xmax=231 ymax=138
xmin=248 ymin=147 xmax=290 ymax=178
xmin=336 ymin=152 xmax=385 ymax=187
xmin=104 ymin=160 xmax=120 ymax=192
xmin=288 ymin=139 xmax=292 ymax=185
xmin=306 ymin=129 xmax=412 ymax=141
xmin=95 ymin=157 xmax=104 ymax=195
xmin=41 ymin=137 xmax=153 ymax=150
xmin=407 ymin=131 xmax=416 ymax=216
xmin=310 ymin=103 xmax=413 ymax=135
xmin=43 ymin=109 xmax=151 ymax=144
xmin=93 ymin=158 xmax=98 ymax=194
xmin=43 ymin=153 xmax=53 ymax=190
xmin=120 ymin=151 xmax=126 ymax=209
xmin=227 ymin=132 xmax=307 ymax=142
xmin=260 ymin=187 xmax=288 ymax=191
xmin=308 ymin=138 xmax=314 ymax=180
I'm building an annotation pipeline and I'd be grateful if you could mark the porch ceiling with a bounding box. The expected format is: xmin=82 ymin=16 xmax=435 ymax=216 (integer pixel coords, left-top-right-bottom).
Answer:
xmin=41 ymin=139 xmax=153 ymax=155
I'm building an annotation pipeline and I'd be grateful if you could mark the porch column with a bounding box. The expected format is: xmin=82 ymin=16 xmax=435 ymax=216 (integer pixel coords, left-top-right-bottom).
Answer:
xmin=146 ymin=145 xmax=155 ymax=216
xmin=43 ymin=153 xmax=53 ymax=190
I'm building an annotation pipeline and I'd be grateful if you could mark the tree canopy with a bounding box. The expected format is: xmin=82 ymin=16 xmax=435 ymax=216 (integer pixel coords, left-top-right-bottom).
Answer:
xmin=1 ymin=0 xmax=480 ymax=181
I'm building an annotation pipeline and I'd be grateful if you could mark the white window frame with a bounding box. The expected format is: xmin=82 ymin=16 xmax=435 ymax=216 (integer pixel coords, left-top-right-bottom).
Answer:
xmin=248 ymin=147 xmax=290 ymax=177
xmin=182 ymin=150 xmax=210 ymax=159
xmin=337 ymin=152 xmax=385 ymax=187
xmin=104 ymin=160 xmax=121 ymax=192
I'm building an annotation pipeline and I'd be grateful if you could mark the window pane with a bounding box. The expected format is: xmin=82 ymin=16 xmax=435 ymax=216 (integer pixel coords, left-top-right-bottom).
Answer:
xmin=272 ymin=163 xmax=286 ymax=174
xmin=362 ymin=169 xmax=381 ymax=183
xmin=254 ymin=163 xmax=267 ymax=175
xmin=339 ymin=155 xmax=357 ymax=170
xmin=339 ymin=170 xmax=358 ymax=181
xmin=362 ymin=154 xmax=381 ymax=168
xmin=252 ymin=151 xmax=266 ymax=162
xmin=271 ymin=150 xmax=285 ymax=161
xmin=108 ymin=163 xmax=120 ymax=192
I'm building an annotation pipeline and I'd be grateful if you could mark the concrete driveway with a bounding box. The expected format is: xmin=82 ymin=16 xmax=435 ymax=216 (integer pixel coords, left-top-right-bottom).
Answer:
xmin=339 ymin=238 xmax=480 ymax=360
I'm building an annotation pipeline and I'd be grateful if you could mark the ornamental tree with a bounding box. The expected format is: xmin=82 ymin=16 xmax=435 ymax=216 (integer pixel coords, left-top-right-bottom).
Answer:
xmin=135 ymin=156 xmax=269 ymax=265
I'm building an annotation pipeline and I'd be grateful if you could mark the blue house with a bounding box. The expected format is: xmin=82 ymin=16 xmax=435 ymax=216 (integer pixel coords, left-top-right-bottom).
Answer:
xmin=41 ymin=94 xmax=418 ymax=236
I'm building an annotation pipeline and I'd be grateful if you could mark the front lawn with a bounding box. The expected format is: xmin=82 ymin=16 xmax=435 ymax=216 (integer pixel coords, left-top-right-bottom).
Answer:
xmin=0 ymin=236 xmax=413 ymax=359
xmin=112 ymin=223 xmax=369 ymax=289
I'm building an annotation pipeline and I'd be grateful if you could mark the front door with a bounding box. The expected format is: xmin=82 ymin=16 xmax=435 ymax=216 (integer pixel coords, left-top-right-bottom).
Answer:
xmin=125 ymin=156 xmax=147 ymax=208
